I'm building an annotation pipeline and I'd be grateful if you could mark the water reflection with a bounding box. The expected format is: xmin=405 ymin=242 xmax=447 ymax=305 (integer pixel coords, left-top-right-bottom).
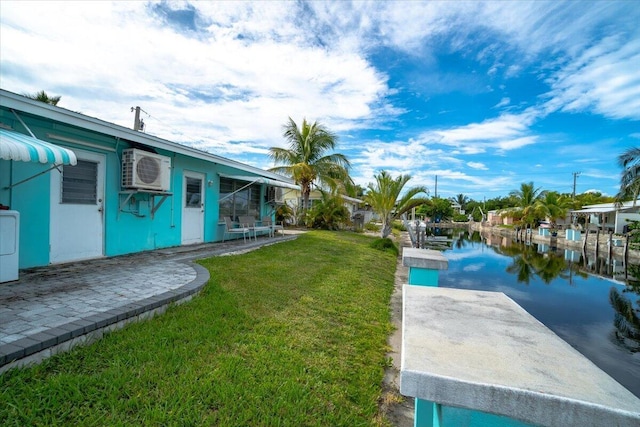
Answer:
xmin=609 ymin=288 xmax=640 ymax=353
xmin=428 ymin=228 xmax=640 ymax=381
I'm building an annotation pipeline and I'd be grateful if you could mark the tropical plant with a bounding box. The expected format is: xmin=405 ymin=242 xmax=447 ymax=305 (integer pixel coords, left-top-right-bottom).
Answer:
xmin=269 ymin=118 xmax=351 ymax=219
xmin=615 ymin=147 xmax=640 ymax=206
xmin=275 ymin=203 xmax=293 ymax=225
xmin=364 ymin=170 xmax=428 ymax=238
xmin=23 ymin=90 xmax=61 ymax=105
xmin=369 ymin=237 xmax=399 ymax=256
xmin=452 ymin=213 xmax=469 ymax=222
xmin=305 ymin=191 xmax=351 ymax=230
xmin=419 ymin=197 xmax=454 ymax=222
xmin=534 ymin=191 xmax=571 ymax=228
xmin=453 ymin=193 xmax=470 ymax=211
xmin=507 ymin=182 xmax=545 ymax=228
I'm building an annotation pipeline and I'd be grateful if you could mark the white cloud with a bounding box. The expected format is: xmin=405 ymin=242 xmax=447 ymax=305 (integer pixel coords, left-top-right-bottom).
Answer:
xmin=494 ymin=97 xmax=511 ymax=108
xmin=544 ymin=36 xmax=640 ymax=120
xmin=0 ymin=0 xmax=394 ymax=164
xmin=467 ymin=162 xmax=488 ymax=170
xmin=417 ymin=109 xmax=540 ymax=156
xmin=0 ymin=1 xmax=636 ymax=199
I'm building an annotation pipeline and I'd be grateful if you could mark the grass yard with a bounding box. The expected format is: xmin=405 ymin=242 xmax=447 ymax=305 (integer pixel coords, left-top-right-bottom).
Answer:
xmin=0 ymin=231 xmax=397 ymax=426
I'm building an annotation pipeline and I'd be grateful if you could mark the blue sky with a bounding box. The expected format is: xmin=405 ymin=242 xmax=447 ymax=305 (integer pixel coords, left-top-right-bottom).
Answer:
xmin=1 ymin=1 xmax=639 ymax=200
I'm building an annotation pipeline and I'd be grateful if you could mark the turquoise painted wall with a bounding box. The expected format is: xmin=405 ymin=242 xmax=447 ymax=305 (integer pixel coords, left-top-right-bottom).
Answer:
xmin=408 ymin=268 xmax=440 ymax=286
xmin=0 ymin=159 xmax=52 ymax=268
xmin=1 ymin=105 xmax=276 ymax=268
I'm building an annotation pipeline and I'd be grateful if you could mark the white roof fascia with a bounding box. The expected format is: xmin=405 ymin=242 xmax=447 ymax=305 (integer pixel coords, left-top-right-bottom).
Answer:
xmin=342 ymin=195 xmax=363 ymax=204
xmin=218 ymin=173 xmax=299 ymax=191
xmin=0 ymin=89 xmax=293 ymax=183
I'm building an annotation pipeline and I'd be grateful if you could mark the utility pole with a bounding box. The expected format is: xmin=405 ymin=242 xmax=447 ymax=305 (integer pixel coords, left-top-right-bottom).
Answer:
xmin=131 ymin=106 xmax=145 ymax=131
xmin=572 ymin=172 xmax=581 ymax=199
xmin=434 ymin=175 xmax=438 ymax=198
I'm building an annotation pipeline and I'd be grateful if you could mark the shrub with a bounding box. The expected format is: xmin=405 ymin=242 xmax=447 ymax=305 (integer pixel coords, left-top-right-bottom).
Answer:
xmin=392 ymin=220 xmax=406 ymax=231
xmin=306 ymin=194 xmax=350 ymax=230
xmin=364 ymin=221 xmax=381 ymax=232
xmin=452 ymin=213 xmax=469 ymax=222
xmin=369 ymin=237 xmax=399 ymax=256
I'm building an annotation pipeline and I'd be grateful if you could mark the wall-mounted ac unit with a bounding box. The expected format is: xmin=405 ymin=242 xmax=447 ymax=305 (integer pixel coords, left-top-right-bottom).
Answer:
xmin=122 ymin=148 xmax=171 ymax=191
xmin=267 ymin=186 xmax=284 ymax=204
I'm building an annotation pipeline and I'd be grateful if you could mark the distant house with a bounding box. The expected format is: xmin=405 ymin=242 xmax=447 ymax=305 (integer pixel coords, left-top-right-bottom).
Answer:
xmin=571 ymin=201 xmax=640 ymax=233
xmin=486 ymin=210 xmax=514 ymax=226
xmin=0 ymin=89 xmax=298 ymax=272
xmin=282 ymin=189 xmax=365 ymax=220
xmin=450 ymin=200 xmax=462 ymax=214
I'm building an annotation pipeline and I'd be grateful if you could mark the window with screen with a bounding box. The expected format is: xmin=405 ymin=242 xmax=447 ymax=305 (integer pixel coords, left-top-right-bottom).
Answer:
xmin=61 ymin=160 xmax=98 ymax=204
xmin=219 ymin=177 xmax=261 ymax=220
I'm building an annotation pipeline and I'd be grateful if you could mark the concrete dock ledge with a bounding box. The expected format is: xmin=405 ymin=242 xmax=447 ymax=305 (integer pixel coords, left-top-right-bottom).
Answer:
xmin=402 ymin=248 xmax=449 ymax=270
xmin=400 ymin=286 xmax=640 ymax=427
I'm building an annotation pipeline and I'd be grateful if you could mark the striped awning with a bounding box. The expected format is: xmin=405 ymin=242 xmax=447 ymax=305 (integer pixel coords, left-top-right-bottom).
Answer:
xmin=0 ymin=128 xmax=77 ymax=165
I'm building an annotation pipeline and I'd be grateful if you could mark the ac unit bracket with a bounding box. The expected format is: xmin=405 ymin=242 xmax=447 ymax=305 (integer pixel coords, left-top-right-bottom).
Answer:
xmin=118 ymin=190 xmax=173 ymax=220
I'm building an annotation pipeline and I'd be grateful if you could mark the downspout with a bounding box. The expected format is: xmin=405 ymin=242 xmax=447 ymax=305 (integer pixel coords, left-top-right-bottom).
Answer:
xmin=170 ymin=152 xmax=176 ymax=228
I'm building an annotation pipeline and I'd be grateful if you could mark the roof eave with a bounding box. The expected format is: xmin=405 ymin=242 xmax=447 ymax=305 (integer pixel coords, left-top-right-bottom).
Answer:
xmin=0 ymin=89 xmax=293 ymax=183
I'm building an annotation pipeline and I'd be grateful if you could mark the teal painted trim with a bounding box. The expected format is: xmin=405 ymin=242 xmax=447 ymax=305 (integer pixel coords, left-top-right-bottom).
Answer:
xmin=415 ymin=398 xmax=537 ymax=427
xmin=433 ymin=402 xmax=442 ymax=427
xmin=415 ymin=398 xmax=434 ymax=427
xmin=408 ymin=267 xmax=439 ymax=286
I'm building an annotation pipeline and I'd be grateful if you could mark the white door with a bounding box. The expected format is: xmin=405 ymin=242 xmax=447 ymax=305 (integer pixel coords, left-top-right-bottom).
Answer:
xmin=181 ymin=171 xmax=204 ymax=245
xmin=50 ymin=150 xmax=105 ymax=263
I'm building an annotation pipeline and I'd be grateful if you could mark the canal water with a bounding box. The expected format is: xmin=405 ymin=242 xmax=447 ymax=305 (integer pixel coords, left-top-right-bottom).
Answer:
xmin=428 ymin=228 xmax=640 ymax=399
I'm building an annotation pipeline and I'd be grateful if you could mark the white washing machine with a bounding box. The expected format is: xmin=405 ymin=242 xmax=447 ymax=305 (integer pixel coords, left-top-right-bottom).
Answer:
xmin=0 ymin=210 xmax=20 ymax=283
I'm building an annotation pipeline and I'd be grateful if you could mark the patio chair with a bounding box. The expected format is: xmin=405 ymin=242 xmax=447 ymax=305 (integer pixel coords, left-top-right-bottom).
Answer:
xmin=262 ymin=216 xmax=284 ymax=237
xmin=239 ymin=215 xmax=271 ymax=240
xmin=223 ymin=217 xmax=251 ymax=243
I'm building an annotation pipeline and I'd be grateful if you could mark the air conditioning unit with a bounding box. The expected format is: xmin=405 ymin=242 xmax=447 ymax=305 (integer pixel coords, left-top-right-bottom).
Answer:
xmin=121 ymin=148 xmax=171 ymax=191
xmin=267 ymin=186 xmax=284 ymax=204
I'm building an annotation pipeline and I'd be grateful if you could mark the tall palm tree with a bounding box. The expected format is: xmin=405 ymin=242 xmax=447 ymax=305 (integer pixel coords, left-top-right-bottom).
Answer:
xmin=365 ymin=170 xmax=428 ymax=238
xmin=616 ymin=147 xmax=640 ymax=206
xmin=510 ymin=181 xmax=543 ymax=207
xmin=269 ymin=118 xmax=351 ymax=216
xmin=508 ymin=182 xmax=544 ymax=228
xmin=24 ymin=90 xmax=61 ymax=106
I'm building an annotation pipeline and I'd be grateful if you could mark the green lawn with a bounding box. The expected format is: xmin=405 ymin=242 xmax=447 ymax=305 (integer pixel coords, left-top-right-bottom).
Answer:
xmin=0 ymin=231 xmax=397 ymax=426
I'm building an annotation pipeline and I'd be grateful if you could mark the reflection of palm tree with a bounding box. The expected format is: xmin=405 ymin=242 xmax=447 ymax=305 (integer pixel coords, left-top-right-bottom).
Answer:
xmin=506 ymin=254 xmax=536 ymax=284
xmin=501 ymin=243 xmax=576 ymax=285
xmin=609 ymin=287 xmax=640 ymax=352
xmin=532 ymin=254 xmax=568 ymax=284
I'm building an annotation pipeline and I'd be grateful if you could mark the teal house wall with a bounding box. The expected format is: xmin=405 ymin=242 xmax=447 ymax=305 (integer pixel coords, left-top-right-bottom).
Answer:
xmin=0 ymin=89 xmax=296 ymax=269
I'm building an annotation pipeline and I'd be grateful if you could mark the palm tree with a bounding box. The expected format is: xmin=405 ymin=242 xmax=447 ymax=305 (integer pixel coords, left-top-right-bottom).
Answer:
xmin=365 ymin=170 xmax=428 ymax=238
xmin=23 ymin=90 xmax=61 ymax=106
xmin=616 ymin=147 xmax=640 ymax=206
xmin=508 ymin=182 xmax=544 ymax=228
xmin=454 ymin=193 xmax=470 ymax=211
xmin=269 ymin=118 xmax=351 ymax=218
xmin=535 ymin=191 xmax=570 ymax=229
